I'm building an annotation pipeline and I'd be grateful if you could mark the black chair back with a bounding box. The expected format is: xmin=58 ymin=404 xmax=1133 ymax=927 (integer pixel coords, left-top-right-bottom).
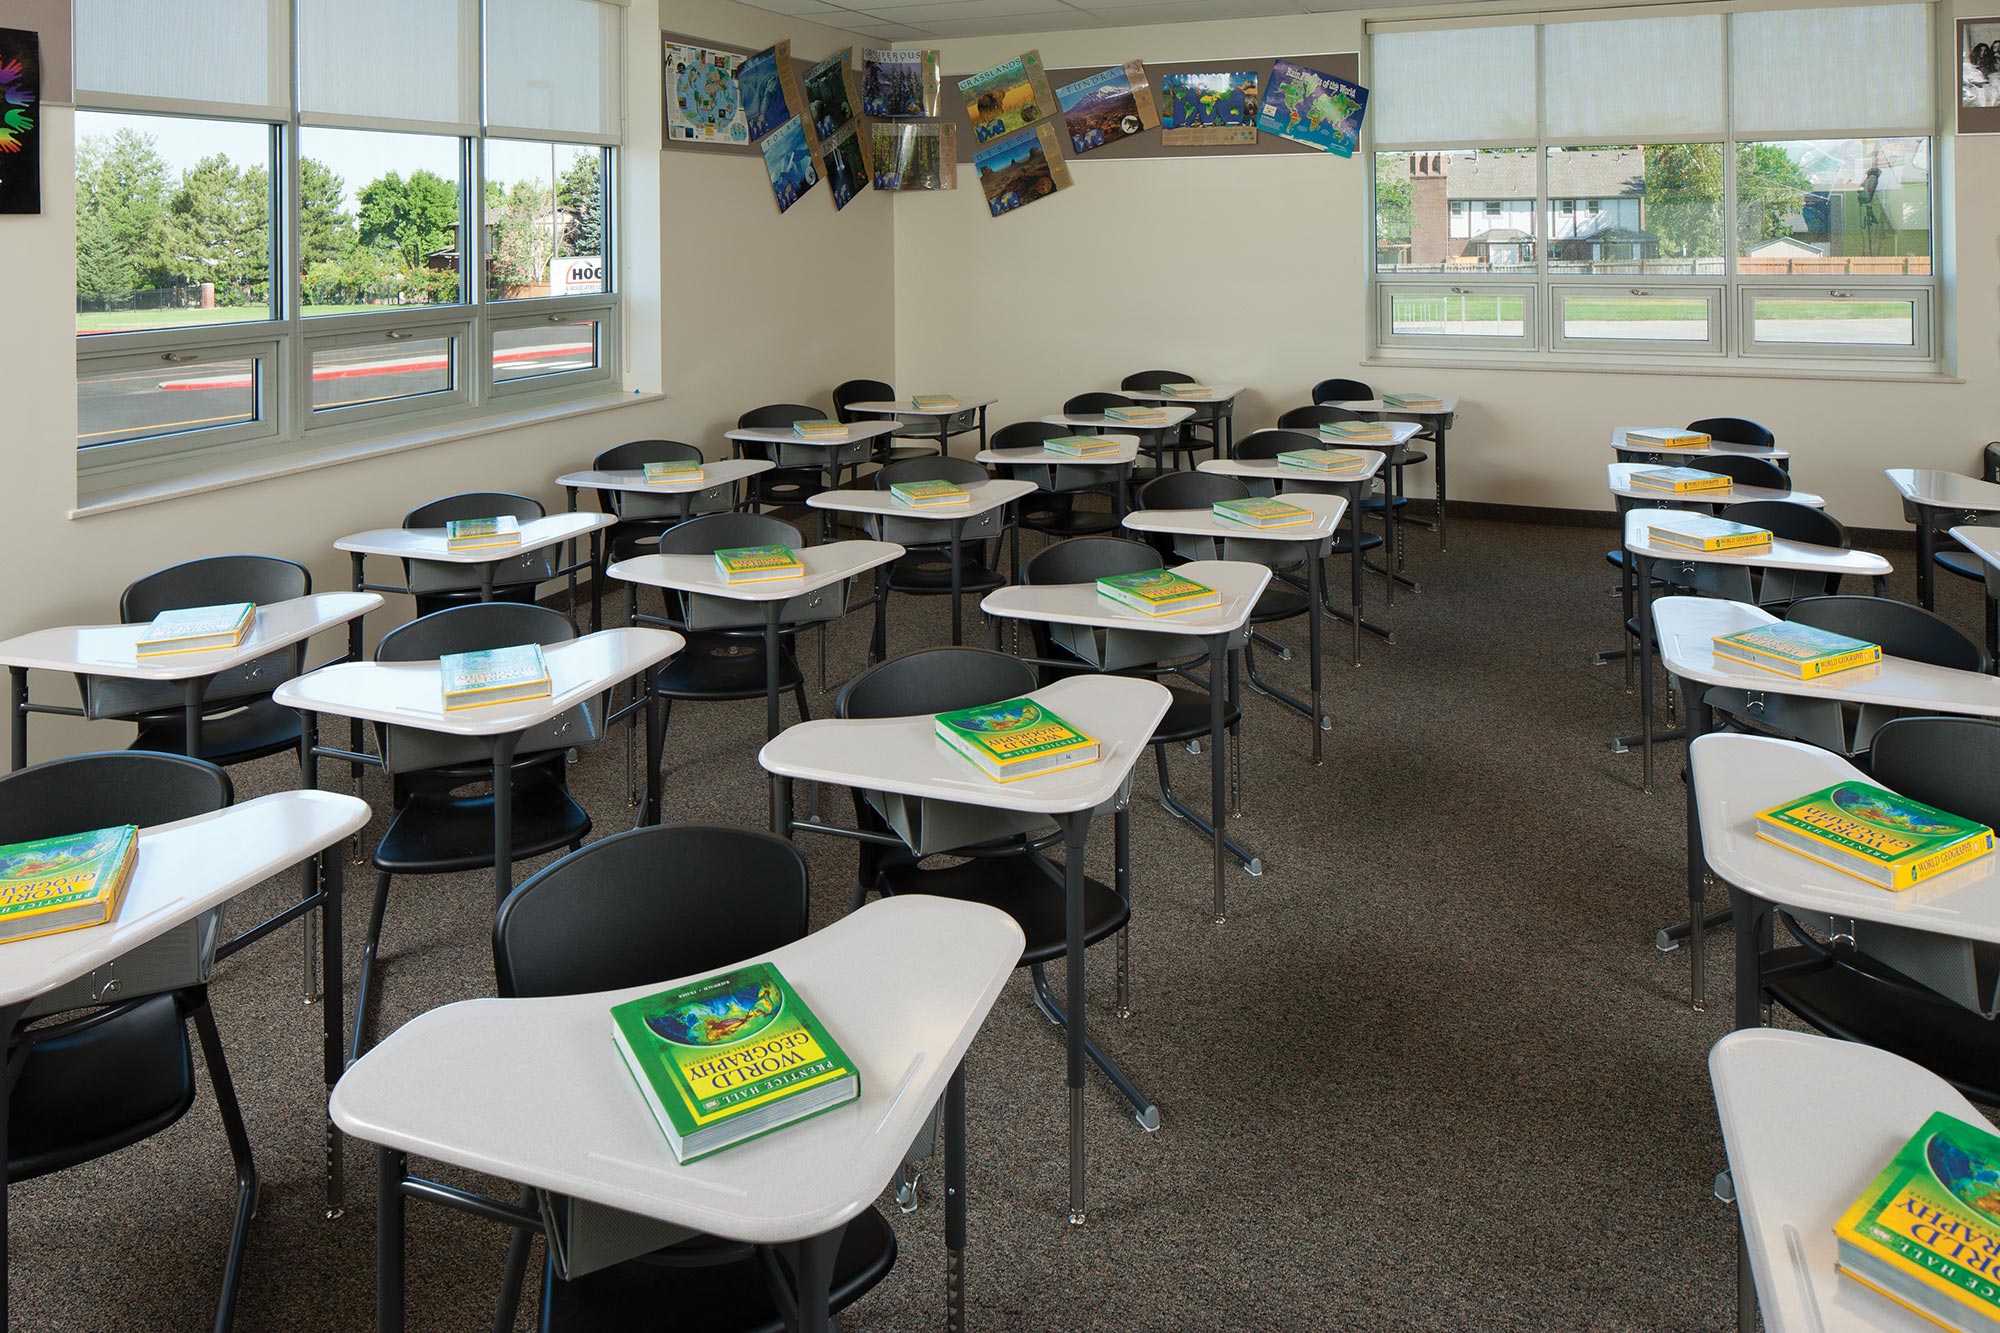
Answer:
xmin=1787 ymin=596 xmax=1987 ymax=673
xmin=1983 ymin=443 xmax=2000 ymax=483
xmin=590 ymin=440 xmax=729 ymax=526
xmin=837 ymin=647 xmax=1036 ymax=721
xmin=1120 ymin=370 xmax=1190 ymax=392
xmin=594 ymin=439 xmax=703 ymax=472
xmin=1688 ymin=417 xmax=1775 ymax=450
xmin=656 ymin=512 xmax=800 ymax=556
xmin=1277 ymin=405 xmax=1368 ymax=431
xmin=737 ymin=403 xmax=821 ymax=430
xmin=1869 ymin=718 xmax=2000 ymax=832
xmin=1139 ymin=471 xmax=1247 ymax=510
xmin=1025 ymin=537 xmax=1160 ymax=586
xmin=121 ymin=555 xmax=310 ymax=623
xmin=1310 ymin=377 xmax=1374 ymax=405
xmin=872 ymin=457 xmax=989 ymax=489
xmin=494 ymin=825 xmax=810 ymax=999
xmin=0 ymin=751 xmax=232 ymax=843
xmin=990 ymin=421 xmax=1069 ymax=451
xmin=406 ymin=491 xmax=546 ymax=529
xmin=1063 ymin=392 xmax=1131 ymax=416
xmin=832 ymin=379 xmax=894 ymax=425
xmin=402 ymin=492 xmax=556 ymax=600
xmin=1698 ymin=454 xmax=1790 ymax=491
xmin=1722 ymin=500 xmax=1849 ymax=548
xmin=1236 ymin=428 xmax=1346 ymax=461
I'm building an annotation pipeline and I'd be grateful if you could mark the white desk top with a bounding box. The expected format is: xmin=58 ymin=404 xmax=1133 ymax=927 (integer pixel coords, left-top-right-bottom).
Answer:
xmin=1623 ymin=511 xmax=1892 ymax=578
xmin=331 ymin=895 xmax=1023 ymax=1244
xmin=1692 ymin=733 xmax=2000 ymax=942
xmin=760 ymin=675 xmax=1170 ymax=816
xmin=980 ymin=560 xmax=1270 ymax=638
xmin=1038 ymin=406 xmax=1196 ymax=431
xmin=1949 ymin=526 xmax=2000 ymax=578
xmin=1331 ymin=396 xmax=1458 ymax=415
xmin=0 ymin=790 xmax=369 ymax=1008
xmin=555 ymin=459 xmax=774 ymax=496
xmin=0 ymin=592 xmax=381 ymax=681
xmin=841 ymin=398 xmax=996 ymax=417
xmin=806 ymin=478 xmax=1037 ymax=522
xmin=607 ymin=541 xmax=904 ymax=603
xmin=1607 ymin=463 xmax=1823 ymax=509
xmin=1122 ymin=493 xmax=1347 ymax=545
xmin=1610 ymin=429 xmax=1791 ymax=462
xmin=1114 ymin=384 xmax=1243 ymax=403
xmin=1655 ymin=597 xmax=2000 ymax=716
xmin=272 ymin=627 xmax=683 ymax=737
xmin=1888 ymin=468 xmax=2000 ymax=512
xmin=1712 ymin=1028 xmax=1983 ymax=1333
xmin=336 ymin=512 xmax=614 ymax=564
xmin=724 ymin=421 xmax=902 ymax=448
xmin=1200 ymin=454 xmax=1388 ymax=485
xmin=976 ymin=436 xmax=1140 ymax=467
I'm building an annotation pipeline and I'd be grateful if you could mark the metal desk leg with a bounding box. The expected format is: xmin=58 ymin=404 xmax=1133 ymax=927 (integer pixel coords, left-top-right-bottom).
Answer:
xmin=489 ymin=732 xmax=523 ymax=905
xmin=949 ymin=521 xmax=965 ymax=645
xmin=1062 ymin=811 xmax=1089 ymax=1226
xmin=589 ymin=530 xmax=604 ymax=635
xmin=1434 ymin=420 xmax=1449 ymax=551
xmin=771 ymin=774 xmax=794 ymax=839
xmin=1638 ymin=553 xmax=1657 ymax=794
xmin=763 ymin=604 xmax=784 ymax=741
xmin=1348 ymin=495 xmax=1362 ymax=666
xmin=1683 ymin=692 xmax=1714 ymax=1011
xmin=0 ymin=998 xmax=26 ymax=1325
xmin=9 ymin=666 xmax=26 ymax=770
xmin=1308 ymin=556 xmax=1325 ymax=766
xmin=1917 ymin=510 xmax=1935 ymax=610
xmin=348 ymin=555 xmax=368 ymax=805
xmin=1208 ymin=636 xmax=1227 ymax=924
xmin=1732 ymin=889 xmax=1766 ymax=1032
xmin=945 ymin=1060 xmax=968 ymax=1333
xmin=644 ymin=665 xmax=664 ymax=827
xmin=318 ymin=847 xmax=347 ymax=1215
xmin=377 ymin=1147 xmax=408 ymax=1333
xmin=181 ymin=677 xmax=208 ymax=760
xmin=776 ymin=1230 xmax=842 ymax=1333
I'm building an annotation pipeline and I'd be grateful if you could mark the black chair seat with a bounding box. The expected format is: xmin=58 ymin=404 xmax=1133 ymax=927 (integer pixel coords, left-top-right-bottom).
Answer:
xmin=1936 ymin=549 xmax=1988 ymax=583
xmin=10 ymin=992 xmax=196 ymax=1181
xmin=1153 ymin=683 xmax=1241 ymax=744
xmin=413 ymin=584 xmax=544 ymax=618
xmin=1362 ymin=494 xmax=1408 ymax=514
xmin=1251 ymin=584 xmax=1313 ymax=622
xmin=879 ymin=854 xmax=1126 ymax=967
xmin=1398 ymin=449 xmax=1430 ymax=467
xmin=1023 ymin=507 xmax=1121 ymax=537
xmin=372 ymin=775 xmax=589 ymax=876
xmin=129 ymin=696 xmax=303 ymax=767
xmin=884 ymin=550 xmax=1007 ymax=596
xmin=755 ymin=467 xmax=830 ymax=506
xmin=654 ymin=632 xmax=805 ymax=701
xmin=1330 ymin=530 xmax=1384 ymax=556
xmin=541 ymin=1209 xmax=897 ymax=1333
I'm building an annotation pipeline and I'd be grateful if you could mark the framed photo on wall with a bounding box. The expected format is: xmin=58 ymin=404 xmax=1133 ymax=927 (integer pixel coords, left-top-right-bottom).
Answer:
xmin=1961 ymin=17 xmax=2000 ymax=134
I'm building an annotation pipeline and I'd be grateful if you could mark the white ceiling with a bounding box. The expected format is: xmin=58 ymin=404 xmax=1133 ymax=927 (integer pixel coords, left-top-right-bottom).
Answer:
xmin=742 ymin=0 xmax=1401 ymax=42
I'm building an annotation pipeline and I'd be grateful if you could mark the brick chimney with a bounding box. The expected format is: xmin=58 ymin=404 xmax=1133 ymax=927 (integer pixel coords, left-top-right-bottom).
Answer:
xmin=1408 ymin=151 xmax=1449 ymax=267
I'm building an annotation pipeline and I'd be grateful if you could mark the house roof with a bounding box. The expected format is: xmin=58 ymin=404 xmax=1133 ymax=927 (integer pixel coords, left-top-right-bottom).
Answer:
xmin=1445 ymin=148 xmax=1645 ymax=201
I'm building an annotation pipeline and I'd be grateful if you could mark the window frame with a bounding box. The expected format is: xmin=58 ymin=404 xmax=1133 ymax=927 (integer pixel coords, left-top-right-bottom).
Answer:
xmin=1549 ymin=283 xmax=1726 ymax=356
xmin=1737 ymin=284 xmax=1934 ymax=361
xmin=1376 ymin=282 xmax=1539 ymax=353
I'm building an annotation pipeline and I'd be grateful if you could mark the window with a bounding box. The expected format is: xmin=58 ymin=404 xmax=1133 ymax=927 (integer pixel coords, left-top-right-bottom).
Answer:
xmin=1367 ymin=4 xmax=1937 ymax=363
xmin=72 ymin=0 xmax=624 ymax=495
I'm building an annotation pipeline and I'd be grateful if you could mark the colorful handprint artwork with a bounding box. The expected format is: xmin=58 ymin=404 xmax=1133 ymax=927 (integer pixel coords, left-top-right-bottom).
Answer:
xmin=0 ymin=28 xmax=41 ymax=214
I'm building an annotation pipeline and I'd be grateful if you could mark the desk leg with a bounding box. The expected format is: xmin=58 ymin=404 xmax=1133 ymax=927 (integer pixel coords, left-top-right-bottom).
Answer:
xmin=1062 ymin=811 xmax=1089 ymax=1226
xmin=377 ymin=1147 xmax=408 ymax=1333
xmin=977 ymin=405 xmax=989 ymax=452
xmin=321 ymin=849 xmax=346 ymax=1216
xmin=1917 ymin=514 xmax=1935 ymax=610
xmin=784 ymin=1231 xmax=841 ymax=1333
xmin=949 ymin=521 xmax=965 ymax=645
xmin=1348 ymin=493 xmax=1362 ymax=666
xmin=1308 ymin=556 xmax=1325 ymax=767
xmin=945 ymin=1060 xmax=968 ymax=1333
xmin=771 ymin=774 xmax=794 ymax=839
xmin=1637 ymin=554 xmax=1656 ymax=794
xmin=764 ymin=604 xmax=783 ymax=741
xmin=1114 ymin=804 xmax=1133 ymax=1018
xmin=1732 ymin=890 xmax=1765 ymax=1033
xmin=1434 ymin=420 xmax=1449 ymax=552
xmin=349 ymin=555 xmax=368 ymax=809
xmin=644 ymin=665 xmax=664 ymax=827
xmin=1683 ymin=692 xmax=1714 ymax=1012
xmin=0 ymin=999 xmax=24 ymax=1326
xmin=1208 ymin=636 xmax=1227 ymax=924
xmin=589 ymin=530 xmax=604 ymax=635
xmin=9 ymin=666 xmax=25 ymax=770
xmin=489 ymin=732 xmax=522 ymax=905
xmin=182 ymin=677 xmax=208 ymax=760
xmin=480 ymin=565 xmax=496 ymax=603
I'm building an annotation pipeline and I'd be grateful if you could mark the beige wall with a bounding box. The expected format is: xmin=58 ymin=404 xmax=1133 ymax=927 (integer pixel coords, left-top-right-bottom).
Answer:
xmin=894 ymin=8 xmax=2000 ymax=529
xmin=0 ymin=0 xmax=890 ymax=762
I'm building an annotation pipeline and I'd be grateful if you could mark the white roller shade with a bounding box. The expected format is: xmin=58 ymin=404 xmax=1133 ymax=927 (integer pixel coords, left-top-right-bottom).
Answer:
xmin=486 ymin=0 xmax=624 ymax=143
xmin=299 ymin=0 xmax=478 ymax=133
xmin=1370 ymin=25 xmax=1538 ymax=147
xmin=1731 ymin=4 xmax=1933 ymax=137
xmin=74 ymin=0 xmax=288 ymax=117
xmin=1543 ymin=14 xmax=1725 ymax=142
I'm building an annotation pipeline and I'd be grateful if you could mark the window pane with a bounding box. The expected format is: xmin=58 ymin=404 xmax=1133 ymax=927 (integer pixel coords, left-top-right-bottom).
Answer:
xmin=494 ymin=319 xmax=600 ymax=382
xmin=79 ymin=353 xmax=261 ymax=448
xmin=1560 ymin=294 xmax=1712 ymax=342
xmin=311 ymin=337 xmax=456 ymax=412
xmin=298 ymin=128 xmax=465 ymax=315
xmin=76 ymin=112 xmax=274 ymax=336
xmin=1375 ymin=149 xmax=1535 ymax=273
xmin=1387 ymin=290 xmax=1526 ymax=337
xmin=1543 ymin=145 xmax=1723 ymax=276
xmin=484 ymin=142 xmax=607 ymax=303
xmin=1736 ymin=139 xmax=1931 ymax=275
xmin=1751 ymin=295 xmax=1918 ymax=347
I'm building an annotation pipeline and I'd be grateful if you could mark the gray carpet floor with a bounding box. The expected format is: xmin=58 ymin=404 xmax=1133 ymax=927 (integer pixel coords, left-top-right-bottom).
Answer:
xmin=9 ymin=510 xmax=1980 ymax=1332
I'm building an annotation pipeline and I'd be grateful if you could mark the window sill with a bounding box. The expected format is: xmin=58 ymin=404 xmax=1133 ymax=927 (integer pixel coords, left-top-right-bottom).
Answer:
xmin=1361 ymin=352 xmax=1962 ymax=385
xmin=72 ymin=388 xmax=664 ymax=519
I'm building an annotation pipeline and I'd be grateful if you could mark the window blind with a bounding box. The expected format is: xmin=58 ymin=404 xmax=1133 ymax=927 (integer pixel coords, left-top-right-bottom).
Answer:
xmin=298 ymin=0 xmax=478 ymax=133
xmin=485 ymin=0 xmax=623 ymax=143
xmin=73 ymin=0 xmax=289 ymax=117
xmin=1542 ymin=14 xmax=1725 ymax=142
xmin=1370 ymin=25 xmax=1538 ymax=147
xmin=1730 ymin=4 xmax=1933 ymax=137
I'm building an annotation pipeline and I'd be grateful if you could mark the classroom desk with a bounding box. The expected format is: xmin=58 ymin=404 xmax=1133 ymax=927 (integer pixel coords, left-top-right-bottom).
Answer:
xmin=332 ymin=895 xmax=1023 ymax=1333
xmin=1113 ymin=386 xmax=1243 ymax=456
xmin=1122 ymin=494 xmax=1346 ymax=763
xmin=724 ymin=421 xmax=903 ymax=528
xmin=1331 ymin=396 xmax=1459 ymax=549
xmin=1610 ymin=429 xmax=1793 ymax=467
xmin=807 ymin=479 xmax=1037 ymax=646
xmin=0 ymin=788 xmax=369 ymax=1319
xmin=1889 ymin=469 xmax=2000 ymax=611
xmin=1039 ymin=405 xmax=1197 ymax=465
xmin=1654 ymin=596 xmax=2000 ymax=1008
xmin=840 ymin=397 xmax=996 ymax=456
xmin=1947 ymin=525 xmax=2000 ymax=664
xmin=336 ymin=511 xmax=613 ymax=630
xmin=982 ymin=559 xmax=1272 ymax=921
xmin=606 ymin=541 xmax=904 ymax=738
xmin=1620 ymin=510 xmax=1892 ymax=793
xmin=1606 ymin=463 xmax=1825 ymax=511
xmin=1711 ymin=1028 xmax=1981 ymax=1333
xmin=1200 ymin=452 xmax=1391 ymax=665
xmin=977 ymin=435 xmax=1140 ymax=536
xmin=0 ymin=592 xmax=381 ymax=769
xmin=760 ymin=675 xmax=1172 ymax=1225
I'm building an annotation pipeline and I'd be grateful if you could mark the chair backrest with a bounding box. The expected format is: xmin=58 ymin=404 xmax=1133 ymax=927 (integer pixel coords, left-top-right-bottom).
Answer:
xmin=1786 ymin=596 xmax=1987 ymax=673
xmin=1235 ymin=428 xmax=1338 ymax=462
xmin=1983 ymin=442 xmax=2000 ymax=484
xmin=1868 ymin=718 xmax=2000 ymax=834
xmin=737 ymin=403 xmax=821 ymax=430
xmin=1119 ymin=370 xmax=1190 ymax=392
xmin=651 ymin=513 xmax=837 ymax=633
xmin=405 ymin=492 xmax=547 ymax=530
xmin=1310 ymin=377 xmax=1374 ymax=405
xmin=837 ymin=647 xmax=1037 ymax=721
xmin=493 ymin=825 xmax=810 ymax=999
xmin=654 ymin=512 xmax=800 ymax=557
xmin=120 ymin=555 xmax=310 ymax=624
xmin=1139 ymin=471 xmax=1247 ymax=510
xmin=1688 ymin=417 xmax=1775 ymax=451
xmin=1025 ymin=536 xmax=1160 ymax=586
xmin=590 ymin=439 xmax=731 ymax=523
xmin=0 ymin=751 xmax=232 ymax=844
xmin=1697 ymin=454 xmax=1790 ymax=492
xmin=990 ymin=420 xmax=1069 ymax=451
xmin=1277 ymin=405 xmax=1368 ymax=431
xmin=832 ymin=379 xmax=893 ymax=425
xmin=594 ymin=439 xmax=702 ymax=472
xmin=872 ymin=456 xmax=989 ymax=489
xmin=402 ymin=493 xmax=558 ymax=596
xmin=1721 ymin=500 xmax=1849 ymax=548
xmin=1063 ymin=392 xmax=1131 ymax=415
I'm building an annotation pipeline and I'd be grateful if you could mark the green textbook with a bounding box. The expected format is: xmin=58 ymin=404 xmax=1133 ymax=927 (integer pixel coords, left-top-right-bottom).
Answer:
xmin=714 ymin=544 xmax=805 ymax=585
xmin=610 ymin=961 xmax=859 ymax=1163
xmin=1213 ymin=497 xmax=1313 ymax=529
xmin=1756 ymin=782 xmax=1994 ymax=891
xmin=889 ymin=479 xmax=970 ymax=508
xmin=1712 ymin=622 xmax=1881 ymax=680
xmin=444 ymin=515 xmax=522 ymax=550
xmin=1836 ymin=1110 xmax=2000 ymax=1329
xmin=439 ymin=644 xmax=551 ymax=710
xmin=1096 ymin=568 xmax=1221 ymax=617
xmin=934 ymin=697 xmax=1098 ymax=782
xmin=0 ymin=825 xmax=139 ymax=944
xmin=136 ymin=602 xmax=256 ymax=657
xmin=643 ymin=460 xmax=703 ymax=484
xmin=1280 ymin=447 xmax=1367 ymax=473
xmin=1043 ymin=435 xmax=1120 ymax=457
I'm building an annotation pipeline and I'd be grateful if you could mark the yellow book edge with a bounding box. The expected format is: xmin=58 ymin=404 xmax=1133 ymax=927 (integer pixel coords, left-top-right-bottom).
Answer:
xmin=443 ymin=686 xmax=554 ymax=711
xmin=136 ymin=634 xmax=251 ymax=657
xmin=669 ymin=1060 xmax=852 ymax=1130
xmin=1711 ymin=644 xmax=1881 ymax=679
xmin=719 ymin=570 xmax=805 ymax=584
xmin=1834 ymin=1265 xmax=1969 ymax=1333
xmin=1098 ymin=594 xmax=1222 ymax=617
xmin=1649 ymin=532 xmax=1771 ymax=552
xmin=1753 ymin=821 xmax=1991 ymax=891
xmin=1835 ymin=1181 xmax=1997 ymax=1333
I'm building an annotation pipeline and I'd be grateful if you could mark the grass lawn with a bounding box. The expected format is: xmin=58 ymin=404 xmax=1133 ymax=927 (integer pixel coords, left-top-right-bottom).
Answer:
xmin=76 ymin=302 xmax=434 ymax=334
xmin=1396 ymin=294 xmax=1910 ymax=325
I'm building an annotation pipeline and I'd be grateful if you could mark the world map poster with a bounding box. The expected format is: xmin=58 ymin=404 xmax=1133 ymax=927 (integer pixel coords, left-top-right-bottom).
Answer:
xmin=1256 ymin=59 xmax=1368 ymax=158
xmin=665 ymin=42 xmax=747 ymax=145
xmin=0 ymin=27 xmax=40 ymax=214
xmin=1159 ymin=70 xmax=1258 ymax=147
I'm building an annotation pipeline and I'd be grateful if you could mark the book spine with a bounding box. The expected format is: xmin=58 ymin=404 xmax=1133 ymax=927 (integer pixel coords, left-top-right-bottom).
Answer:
xmin=1710 ymin=646 xmax=1805 ymax=678
xmin=1797 ymin=647 xmax=1882 ymax=679
xmin=1900 ymin=832 xmax=1995 ymax=889
xmin=1753 ymin=825 xmax=1894 ymax=888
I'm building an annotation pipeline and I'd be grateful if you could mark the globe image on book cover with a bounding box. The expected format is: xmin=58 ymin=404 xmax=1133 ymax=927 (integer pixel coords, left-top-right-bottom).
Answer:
xmin=1928 ymin=1132 xmax=2000 ymax=1220
xmin=1827 ymin=784 xmax=1962 ymax=837
xmin=644 ymin=976 xmax=783 ymax=1048
xmin=0 ymin=835 xmax=111 ymax=885
xmin=955 ymin=699 xmax=1047 ymax=734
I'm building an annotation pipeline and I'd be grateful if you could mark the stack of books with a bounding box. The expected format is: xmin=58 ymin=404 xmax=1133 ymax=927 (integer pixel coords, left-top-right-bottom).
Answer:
xmin=1628 ymin=466 xmax=1729 ymax=493
xmin=136 ymin=602 xmax=256 ymax=657
xmin=910 ymin=394 xmax=960 ymax=411
xmin=1836 ymin=1111 xmax=2000 ymax=1327
xmin=791 ymin=419 xmax=850 ymax=440
xmin=0 ymin=824 xmax=140 ymax=944
xmin=713 ymin=544 xmax=805 ymax=585
xmin=1280 ymin=448 xmax=1367 ymax=474
xmin=1156 ymin=383 xmax=1213 ymax=399
xmin=1712 ymin=622 xmax=1881 ymax=680
xmin=1319 ymin=419 xmax=1394 ymax=442
xmin=889 ymin=479 xmax=970 ymax=509
xmin=1214 ymin=497 xmax=1314 ymax=529
xmin=1756 ymin=781 xmax=1994 ymax=890
xmin=1624 ymin=427 xmax=1713 ymax=449
xmin=934 ymin=697 xmax=1099 ymax=782
xmin=1382 ymin=392 xmax=1444 ymax=410
xmin=643 ymin=459 xmax=704 ymax=485
xmin=440 ymin=644 xmax=552 ymax=710
xmin=445 ymin=516 xmax=522 ymax=551
xmin=1044 ymin=435 xmax=1122 ymax=458
xmin=1096 ymin=568 xmax=1222 ymax=617
xmin=1103 ymin=406 xmax=1169 ymax=424
xmin=610 ymin=961 xmax=859 ymax=1163
xmin=1645 ymin=514 xmax=1772 ymax=553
